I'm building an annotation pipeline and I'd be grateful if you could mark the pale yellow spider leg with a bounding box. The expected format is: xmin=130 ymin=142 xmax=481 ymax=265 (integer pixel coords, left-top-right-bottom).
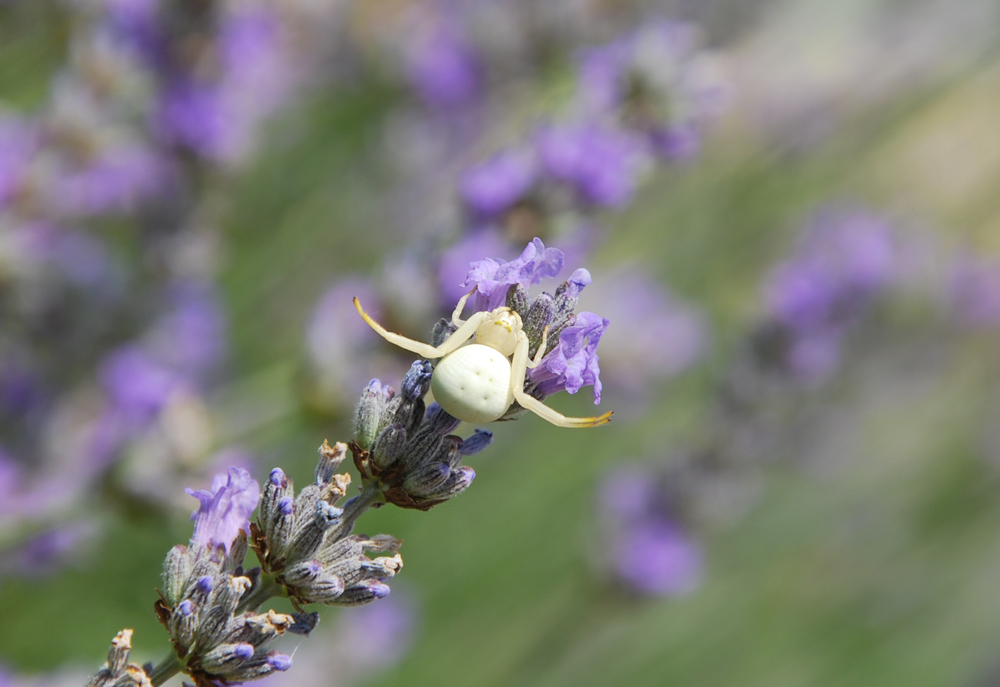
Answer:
xmin=451 ymin=287 xmax=477 ymax=326
xmin=526 ymin=326 xmax=549 ymax=369
xmin=510 ymin=333 xmax=613 ymax=428
xmin=353 ymin=298 xmax=490 ymax=359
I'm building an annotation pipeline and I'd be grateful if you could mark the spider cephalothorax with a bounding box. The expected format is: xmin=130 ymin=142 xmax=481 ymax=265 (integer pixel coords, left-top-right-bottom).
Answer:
xmin=353 ymin=288 xmax=612 ymax=428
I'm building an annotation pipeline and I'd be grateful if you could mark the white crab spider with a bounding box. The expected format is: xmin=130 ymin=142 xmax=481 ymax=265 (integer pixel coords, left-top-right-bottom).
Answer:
xmin=353 ymin=291 xmax=612 ymax=428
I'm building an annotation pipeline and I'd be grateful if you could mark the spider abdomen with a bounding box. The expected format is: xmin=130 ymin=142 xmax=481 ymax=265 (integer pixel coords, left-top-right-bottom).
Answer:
xmin=431 ymin=343 xmax=513 ymax=424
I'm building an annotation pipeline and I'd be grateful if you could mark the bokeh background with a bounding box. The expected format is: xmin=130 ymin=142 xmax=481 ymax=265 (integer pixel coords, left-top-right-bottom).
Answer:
xmin=2 ymin=0 xmax=1000 ymax=685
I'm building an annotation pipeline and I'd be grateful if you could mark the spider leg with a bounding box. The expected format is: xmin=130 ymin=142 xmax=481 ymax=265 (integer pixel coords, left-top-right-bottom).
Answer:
xmin=510 ymin=334 xmax=612 ymax=428
xmin=526 ymin=326 xmax=549 ymax=369
xmin=451 ymin=287 xmax=477 ymax=326
xmin=354 ymin=298 xmax=488 ymax=359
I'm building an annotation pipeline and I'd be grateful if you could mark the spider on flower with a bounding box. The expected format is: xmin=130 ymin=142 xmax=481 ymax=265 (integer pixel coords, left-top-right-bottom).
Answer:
xmin=353 ymin=288 xmax=613 ymax=428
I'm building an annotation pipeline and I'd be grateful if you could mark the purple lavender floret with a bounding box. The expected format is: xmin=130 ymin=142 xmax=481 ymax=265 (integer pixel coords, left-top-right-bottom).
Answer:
xmin=459 ymin=149 xmax=538 ymax=218
xmin=535 ymin=123 xmax=649 ymax=208
xmin=463 ymin=237 xmax=564 ymax=312
xmin=528 ymin=311 xmax=609 ymax=403
xmin=185 ymin=467 xmax=260 ymax=553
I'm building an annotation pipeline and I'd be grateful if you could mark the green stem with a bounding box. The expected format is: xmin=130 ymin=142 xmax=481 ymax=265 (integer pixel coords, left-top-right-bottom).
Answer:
xmin=149 ymin=653 xmax=183 ymax=686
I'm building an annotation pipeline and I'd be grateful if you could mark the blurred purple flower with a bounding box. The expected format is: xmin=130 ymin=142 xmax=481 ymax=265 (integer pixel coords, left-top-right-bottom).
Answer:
xmin=99 ymin=345 xmax=185 ymax=424
xmin=535 ymin=123 xmax=649 ymax=208
xmin=528 ymin=310 xmax=608 ymax=403
xmin=11 ymin=222 xmax=115 ymax=288
xmin=948 ymin=253 xmax=1000 ymax=327
xmin=459 ymin=148 xmax=538 ymax=218
xmin=186 ymin=467 xmax=260 ymax=553
xmin=405 ymin=22 xmax=482 ymax=109
xmin=577 ymin=20 xmax=726 ymax=161
xmin=0 ymin=116 xmax=38 ymax=209
xmin=612 ymin=519 xmax=703 ymax=596
xmin=463 ymin=237 xmax=564 ymax=311
xmin=601 ymin=467 xmax=703 ymax=597
xmin=151 ymin=282 xmax=228 ymax=376
xmin=7 ymin=520 xmax=99 ymax=577
xmin=49 ymin=145 xmax=175 ymax=217
xmin=762 ymin=208 xmax=895 ymax=381
xmin=155 ymin=79 xmax=228 ymax=159
xmin=765 ymin=210 xmax=895 ymax=332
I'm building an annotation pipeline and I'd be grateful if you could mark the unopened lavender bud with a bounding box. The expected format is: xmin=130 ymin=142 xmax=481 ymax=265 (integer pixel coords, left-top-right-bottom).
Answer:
xmin=355 ymin=379 xmax=393 ymax=450
xmin=268 ymin=653 xmax=293 ymax=671
xmin=401 ymin=360 xmax=433 ymax=401
xmin=506 ymin=283 xmax=530 ymax=315
xmin=460 ymin=429 xmax=493 ymax=456
xmin=198 ymin=642 xmax=256 ymax=673
xmin=426 ymin=403 xmax=461 ymax=435
xmin=286 ymin=501 xmax=341 ymax=562
xmin=281 ymin=559 xmax=323 ymax=587
xmin=269 ymin=468 xmax=286 ymax=487
xmin=261 ymin=470 xmax=293 ymax=534
xmin=421 ymin=466 xmax=476 ymax=501
xmin=162 ymin=545 xmax=191 ymax=605
xmin=524 ymin=291 xmax=554 ymax=343
xmin=371 ymin=423 xmax=407 ymax=470
xmin=169 ymin=601 xmax=197 ymax=650
xmin=334 ymin=580 xmax=392 ymax=606
xmin=229 ymin=531 xmax=249 ymax=568
xmin=266 ymin=496 xmax=295 ymax=557
xmin=300 ymin=573 xmax=345 ymax=604
xmin=195 ymin=575 xmax=214 ymax=595
xmin=401 ymin=461 xmax=450 ymax=497
xmin=216 ymin=575 xmax=252 ymax=614
xmin=315 ymin=440 xmax=347 ymax=484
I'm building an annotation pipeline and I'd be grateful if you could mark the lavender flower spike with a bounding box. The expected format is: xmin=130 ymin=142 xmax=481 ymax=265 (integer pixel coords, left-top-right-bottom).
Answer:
xmin=186 ymin=467 xmax=260 ymax=552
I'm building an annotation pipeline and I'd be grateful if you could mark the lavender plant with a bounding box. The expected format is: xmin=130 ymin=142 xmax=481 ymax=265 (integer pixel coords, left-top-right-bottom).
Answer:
xmin=86 ymin=242 xmax=610 ymax=686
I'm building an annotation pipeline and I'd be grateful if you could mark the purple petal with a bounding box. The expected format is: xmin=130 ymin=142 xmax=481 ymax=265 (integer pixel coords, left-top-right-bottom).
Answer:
xmin=186 ymin=467 xmax=260 ymax=552
xmin=463 ymin=238 xmax=565 ymax=312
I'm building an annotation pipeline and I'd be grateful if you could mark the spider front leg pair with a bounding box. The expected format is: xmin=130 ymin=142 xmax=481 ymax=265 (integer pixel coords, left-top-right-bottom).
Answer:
xmin=352 ymin=297 xmax=612 ymax=428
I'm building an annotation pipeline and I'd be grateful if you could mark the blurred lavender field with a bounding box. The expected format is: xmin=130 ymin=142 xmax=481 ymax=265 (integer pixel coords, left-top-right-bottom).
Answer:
xmin=3 ymin=0 xmax=1000 ymax=685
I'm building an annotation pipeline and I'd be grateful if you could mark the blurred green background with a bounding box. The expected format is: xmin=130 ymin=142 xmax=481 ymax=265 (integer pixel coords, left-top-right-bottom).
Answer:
xmin=3 ymin=0 xmax=1000 ymax=685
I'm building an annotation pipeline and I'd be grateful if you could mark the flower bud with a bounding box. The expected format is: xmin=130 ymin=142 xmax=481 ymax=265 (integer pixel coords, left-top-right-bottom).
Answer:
xmin=371 ymin=423 xmax=407 ymax=470
xmin=460 ymin=429 xmax=493 ymax=456
xmin=354 ymin=379 xmax=393 ymax=450
xmin=162 ymin=545 xmax=191 ymax=605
